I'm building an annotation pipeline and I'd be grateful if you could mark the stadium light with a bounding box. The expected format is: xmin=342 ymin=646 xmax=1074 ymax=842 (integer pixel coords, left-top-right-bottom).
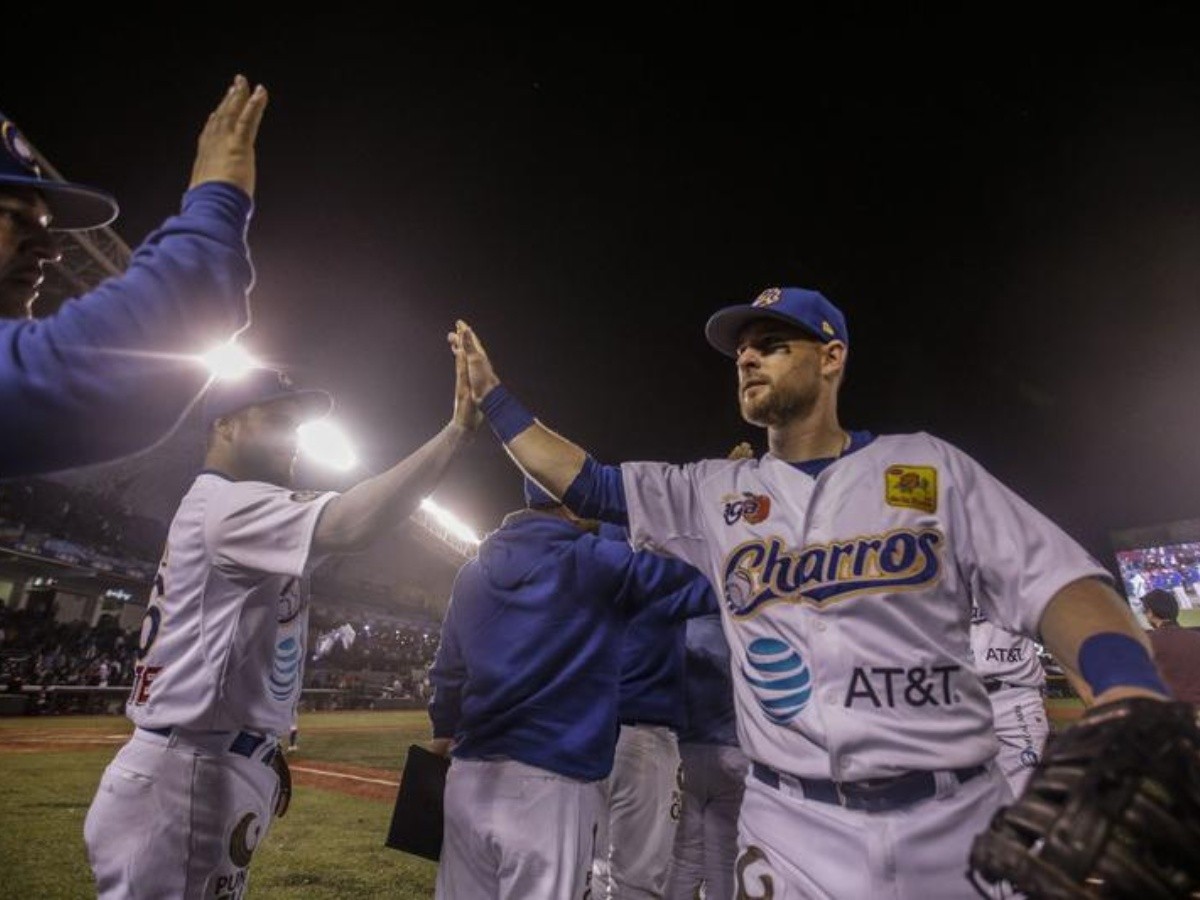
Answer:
xmin=420 ymin=497 xmax=481 ymax=545
xmin=201 ymin=341 xmax=260 ymax=380
xmin=298 ymin=420 xmax=358 ymax=471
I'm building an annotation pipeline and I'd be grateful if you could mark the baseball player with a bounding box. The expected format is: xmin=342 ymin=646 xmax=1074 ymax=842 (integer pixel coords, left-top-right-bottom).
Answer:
xmin=591 ymin=523 xmax=717 ymax=900
xmin=1 ymin=76 xmax=263 ymax=477
xmin=448 ymin=288 xmax=1172 ymax=900
xmin=969 ymin=603 xmax=1049 ymax=794
xmin=84 ymin=357 xmax=480 ymax=900
xmin=666 ymin=611 xmax=747 ymax=900
xmin=428 ymin=478 xmax=715 ymax=900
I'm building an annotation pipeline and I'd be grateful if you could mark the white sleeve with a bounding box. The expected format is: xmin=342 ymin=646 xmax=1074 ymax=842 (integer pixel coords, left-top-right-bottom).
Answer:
xmin=940 ymin=438 xmax=1110 ymax=637
xmin=205 ymin=482 xmax=338 ymax=578
xmin=621 ymin=460 xmax=718 ymax=572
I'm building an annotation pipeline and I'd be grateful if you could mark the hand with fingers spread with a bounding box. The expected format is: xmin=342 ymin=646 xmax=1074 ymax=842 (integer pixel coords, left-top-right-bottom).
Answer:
xmin=189 ymin=74 xmax=269 ymax=196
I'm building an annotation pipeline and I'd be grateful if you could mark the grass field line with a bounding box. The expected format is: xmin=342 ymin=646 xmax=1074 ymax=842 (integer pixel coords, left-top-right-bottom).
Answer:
xmin=290 ymin=764 xmax=399 ymax=787
xmin=0 ymin=733 xmax=126 ymax=744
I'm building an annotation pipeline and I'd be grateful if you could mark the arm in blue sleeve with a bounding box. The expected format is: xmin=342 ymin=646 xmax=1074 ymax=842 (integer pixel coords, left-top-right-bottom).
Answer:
xmin=661 ymin=572 xmax=721 ymax=622
xmin=588 ymin=537 xmax=711 ymax=613
xmin=428 ymin=592 xmax=466 ymax=739
xmin=563 ymin=455 xmax=628 ymax=524
xmin=0 ymin=182 xmax=253 ymax=477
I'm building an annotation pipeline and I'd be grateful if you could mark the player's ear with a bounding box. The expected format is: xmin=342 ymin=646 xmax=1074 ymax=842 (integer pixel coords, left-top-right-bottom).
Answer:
xmin=821 ymin=340 xmax=848 ymax=379
xmin=213 ymin=415 xmax=236 ymax=442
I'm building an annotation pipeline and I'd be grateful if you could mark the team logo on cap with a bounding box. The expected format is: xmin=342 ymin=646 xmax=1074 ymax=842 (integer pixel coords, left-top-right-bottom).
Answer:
xmin=752 ymin=288 xmax=782 ymax=308
xmin=2 ymin=122 xmax=40 ymax=174
xmin=821 ymin=320 xmax=835 ymax=337
xmin=885 ymin=465 xmax=938 ymax=513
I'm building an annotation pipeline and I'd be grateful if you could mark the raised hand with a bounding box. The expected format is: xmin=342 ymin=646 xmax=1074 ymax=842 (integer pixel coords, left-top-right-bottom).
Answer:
xmin=451 ymin=321 xmax=483 ymax=431
xmin=448 ymin=320 xmax=501 ymax=404
xmin=189 ymin=74 xmax=269 ymax=196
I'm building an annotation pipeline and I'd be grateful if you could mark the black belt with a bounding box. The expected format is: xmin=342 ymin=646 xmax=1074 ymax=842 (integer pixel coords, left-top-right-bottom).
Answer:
xmin=984 ymin=679 xmax=1009 ymax=694
xmin=751 ymin=761 xmax=987 ymax=812
xmin=142 ymin=726 xmax=277 ymax=765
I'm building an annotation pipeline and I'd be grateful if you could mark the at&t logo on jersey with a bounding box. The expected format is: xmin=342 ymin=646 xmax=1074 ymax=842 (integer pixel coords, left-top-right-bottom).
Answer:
xmin=742 ymin=637 xmax=813 ymax=724
xmin=844 ymin=663 xmax=963 ymax=708
xmin=268 ymin=637 xmax=302 ymax=702
xmin=722 ymin=492 xmax=772 ymax=526
xmin=721 ymin=527 xmax=945 ymax=617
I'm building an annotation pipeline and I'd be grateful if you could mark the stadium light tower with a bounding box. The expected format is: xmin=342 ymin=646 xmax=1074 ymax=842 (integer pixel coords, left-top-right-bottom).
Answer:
xmin=200 ymin=341 xmax=260 ymax=380
xmin=298 ymin=420 xmax=358 ymax=472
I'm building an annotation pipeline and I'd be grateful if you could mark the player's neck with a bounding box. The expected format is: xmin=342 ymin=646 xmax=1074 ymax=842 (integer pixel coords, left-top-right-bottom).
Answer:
xmin=767 ymin=414 xmax=848 ymax=463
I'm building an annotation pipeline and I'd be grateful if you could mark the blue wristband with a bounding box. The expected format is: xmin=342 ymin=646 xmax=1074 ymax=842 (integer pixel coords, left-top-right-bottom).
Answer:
xmin=1077 ymin=632 xmax=1168 ymax=697
xmin=480 ymin=385 xmax=536 ymax=443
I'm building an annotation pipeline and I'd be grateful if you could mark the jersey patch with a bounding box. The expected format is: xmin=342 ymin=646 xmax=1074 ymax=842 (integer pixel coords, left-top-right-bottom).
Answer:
xmin=289 ymin=490 xmax=322 ymax=503
xmin=742 ymin=637 xmax=813 ymax=724
xmin=885 ymin=465 xmax=938 ymax=513
xmin=722 ymin=492 xmax=771 ymax=526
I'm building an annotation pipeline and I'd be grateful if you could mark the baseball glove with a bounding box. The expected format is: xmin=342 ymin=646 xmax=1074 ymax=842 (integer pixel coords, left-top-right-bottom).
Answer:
xmin=967 ymin=697 xmax=1200 ymax=899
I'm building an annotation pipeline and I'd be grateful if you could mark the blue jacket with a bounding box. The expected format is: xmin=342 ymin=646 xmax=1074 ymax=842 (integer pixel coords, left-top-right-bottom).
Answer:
xmin=599 ymin=523 xmax=718 ymax=730
xmin=676 ymin=613 xmax=740 ymax=747
xmin=0 ymin=182 xmax=252 ymax=476
xmin=429 ymin=509 xmax=713 ymax=781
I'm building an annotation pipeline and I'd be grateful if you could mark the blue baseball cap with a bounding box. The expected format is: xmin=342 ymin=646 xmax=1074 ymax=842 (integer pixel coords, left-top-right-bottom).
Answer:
xmin=705 ymin=287 xmax=849 ymax=358
xmin=523 ymin=476 xmax=561 ymax=509
xmin=0 ymin=112 xmax=118 ymax=231
xmin=202 ymin=367 xmax=333 ymax=429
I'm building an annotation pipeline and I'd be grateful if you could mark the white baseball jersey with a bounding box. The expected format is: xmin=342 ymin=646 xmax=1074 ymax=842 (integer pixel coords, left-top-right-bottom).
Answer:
xmin=621 ymin=432 xmax=1108 ymax=782
xmin=127 ymin=473 xmax=336 ymax=736
xmin=969 ymin=604 xmax=1046 ymax=688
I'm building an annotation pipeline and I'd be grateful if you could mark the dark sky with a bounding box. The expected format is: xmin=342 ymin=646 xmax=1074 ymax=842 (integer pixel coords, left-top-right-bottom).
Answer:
xmin=8 ymin=10 xmax=1200 ymax=570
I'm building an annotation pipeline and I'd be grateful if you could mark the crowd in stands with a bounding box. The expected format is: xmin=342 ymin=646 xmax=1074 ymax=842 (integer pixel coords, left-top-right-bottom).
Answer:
xmin=0 ymin=477 xmax=448 ymax=711
xmin=0 ymin=606 xmax=137 ymax=694
xmin=0 ymin=479 xmax=163 ymax=580
xmin=0 ymin=600 xmax=442 ymax=707
xmin=306 ymin=608 xmax=441 ymax=699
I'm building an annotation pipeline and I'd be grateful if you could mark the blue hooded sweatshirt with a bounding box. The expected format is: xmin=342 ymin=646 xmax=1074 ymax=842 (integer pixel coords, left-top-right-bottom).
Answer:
xmin=429 ymin=508 xmax=713 ymax=781
xmin=598 ymin=522 xmax=718 ymax=731
xmin=676 ymin=613 xmax=740 ymax=746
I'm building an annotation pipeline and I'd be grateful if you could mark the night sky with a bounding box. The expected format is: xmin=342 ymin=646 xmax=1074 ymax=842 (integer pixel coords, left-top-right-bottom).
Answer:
xmin=7 ymin=10 xmax=1200 ymax=573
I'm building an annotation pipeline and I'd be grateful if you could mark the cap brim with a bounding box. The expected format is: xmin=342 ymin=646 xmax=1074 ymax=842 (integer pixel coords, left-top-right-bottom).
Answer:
xmin=0 ymin=175 xmax=118 ymax=231
xmin=270 ymin=388 xmax=334 ymax=422
xmin=704 ymin=306 xmax=827 ymax=358
xmin=207 ymin=388 xmax=334 ymax=427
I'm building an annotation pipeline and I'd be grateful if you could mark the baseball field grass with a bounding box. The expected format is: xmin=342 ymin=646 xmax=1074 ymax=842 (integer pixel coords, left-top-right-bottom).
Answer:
xmin=1 ymin=702 xmax=1090 ymax=898
xmin=0 ymin=710 xmax=440 ymax=899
